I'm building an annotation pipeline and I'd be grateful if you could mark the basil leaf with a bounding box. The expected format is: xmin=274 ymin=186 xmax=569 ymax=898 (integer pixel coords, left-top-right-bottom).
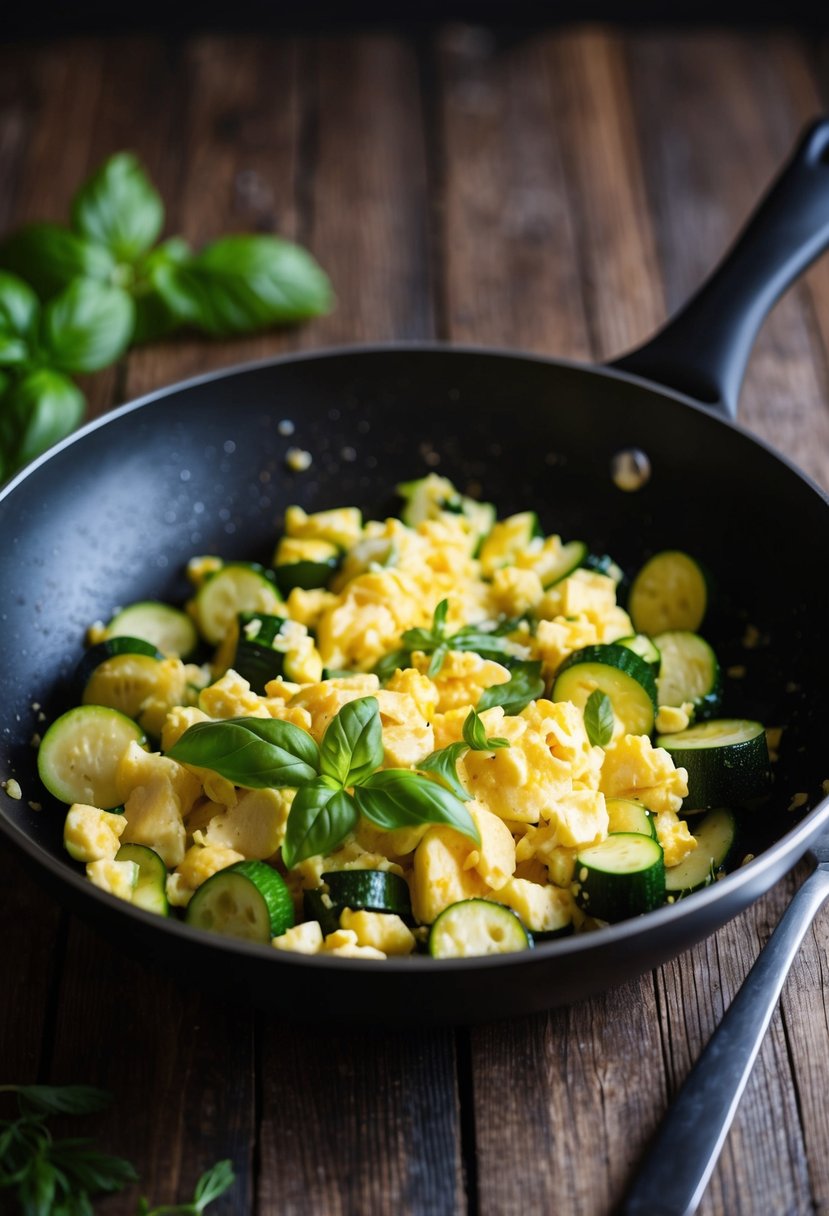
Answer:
xmin=354 ymin=769 xmax=480 ymax=844
xmin=462 ymin=708 xmax=509 ymax=751
xmin=282 ymin=778 xmax=358 ymax=869
xmin=432 ymin=598 xmax=449 ymax=636
xmin=12 ymin=1085 xmax=111 ymax=1117
xmin=0 ymin=224 xmax=115 ymax=298
xmin=427 ymin=642 xmax=449 ymax=678
xmin=19 ymin=1152 xmax=57 ymax=1213
xmin=132 ymin=237 xmax=193 ymax=344
xmin=71 ymin=152 xmax=164 ymax=262
xmin=584 ymin=689 xmax=614 ymax=747
xmin=0 ymin=271 xmax=39 ymax=338
xmin=0 ymin=370 xmax=85 ymax=473
xmin=477 ymin=660 xmax=545 ymax=715
xmin=48 ymin=1142 xmax=138 ymax=1194
xmin=373 ymin=648 xmax=411 ymax=683
xmin=192 ymin=1159 xmax=235 ymax=1210
xmin=418 ymin=742 xmax=469 ymax=801
xmin=319 ymin=695 xmax=383 ymax=787
xmin=154 ymin=234 xmax=332 ymax=335
xmin=0 ymin=335 xmax=28 ymax=366
xmin=449 ymin=628 xmax=516 ymax=661
xmin=41 ymin=280 xmax=134 ymax=373
xmin=167 ymin=717 xmax=320 ymax=788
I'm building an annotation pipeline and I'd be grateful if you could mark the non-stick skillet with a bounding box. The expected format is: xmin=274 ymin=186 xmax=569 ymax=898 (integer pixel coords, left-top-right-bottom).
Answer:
xmin=1 ymin=121 xmax=828 ymax=1026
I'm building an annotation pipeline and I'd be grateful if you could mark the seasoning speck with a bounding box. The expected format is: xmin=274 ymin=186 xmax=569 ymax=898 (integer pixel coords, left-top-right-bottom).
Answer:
xmin=28 ymin=801 xmax=41 ymax=812
xmin=787 ymin=792 xmax=808 ymax=813
xmin=286 ymin=447 xmax=313 ymax=473
xmin=2 ymin=779 xmax=22 ymax=800
xmin=278 ymin=419 xmax=296 ymax=436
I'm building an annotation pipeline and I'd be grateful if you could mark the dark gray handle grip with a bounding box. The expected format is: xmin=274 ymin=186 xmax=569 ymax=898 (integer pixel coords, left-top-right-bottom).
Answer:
xmin=611 ymin=119 xmax=829 ymax=419
xmin=621 ymin=865 xmax=829 ymax=1216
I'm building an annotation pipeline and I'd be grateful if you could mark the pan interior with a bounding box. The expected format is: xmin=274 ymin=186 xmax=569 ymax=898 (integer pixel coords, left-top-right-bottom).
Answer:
xmin=0 ymin=348 xmax=825 ymax=896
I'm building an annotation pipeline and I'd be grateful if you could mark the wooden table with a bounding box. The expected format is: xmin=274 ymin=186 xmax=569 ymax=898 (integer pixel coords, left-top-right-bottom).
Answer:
xmin=2 ymin=25 xmax=828 ymax=1216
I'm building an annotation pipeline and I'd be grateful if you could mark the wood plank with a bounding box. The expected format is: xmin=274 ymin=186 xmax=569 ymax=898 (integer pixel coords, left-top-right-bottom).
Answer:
xmin=467 ymin=982 xmax=667 ymax=1216
xmin=258 ymin=1023 xmax=464 ymax=1215
xmin=123 ymin=35 xmax=306 ymax=400
xmin=437 ymin=25 xmax=592 ymax=356
xmin=624 ymin=30 xmax=829 ymax=489
xmin=49 ymin=916 xmax=255 ymax=1214
xmin=299 ymin=34 xmax=434 ymax=346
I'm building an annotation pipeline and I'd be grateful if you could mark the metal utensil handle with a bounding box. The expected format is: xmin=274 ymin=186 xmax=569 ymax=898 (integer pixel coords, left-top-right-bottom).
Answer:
xmin=621 ymin=866 xmax=829 ymax=1216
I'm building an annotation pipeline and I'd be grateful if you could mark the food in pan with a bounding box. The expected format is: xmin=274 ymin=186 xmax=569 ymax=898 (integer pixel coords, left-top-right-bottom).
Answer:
xmin=38 ymin=474 xmax=772 ymax=959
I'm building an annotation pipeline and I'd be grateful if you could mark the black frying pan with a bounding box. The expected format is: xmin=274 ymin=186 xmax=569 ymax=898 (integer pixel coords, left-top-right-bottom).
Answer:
xmin=1 ymin=122 xmax=828 ymax=1026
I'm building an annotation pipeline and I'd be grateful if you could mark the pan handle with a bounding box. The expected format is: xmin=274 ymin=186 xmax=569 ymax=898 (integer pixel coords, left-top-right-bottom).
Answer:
xmin=609 ymin=118 xmax=829 ymax=420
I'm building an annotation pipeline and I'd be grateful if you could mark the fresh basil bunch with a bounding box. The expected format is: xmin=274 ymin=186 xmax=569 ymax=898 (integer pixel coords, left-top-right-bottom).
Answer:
xmin=0 ymin=1082 xmax=234 ymax=1214
xmin=0 ymin=151 xmax=332 ymax=480
xmin=168 ymin=695 xmax=481 ymax=869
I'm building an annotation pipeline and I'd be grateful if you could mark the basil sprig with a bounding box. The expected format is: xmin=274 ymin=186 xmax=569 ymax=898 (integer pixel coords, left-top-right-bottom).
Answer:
xmin=0 ymin=1083 xmax=234 ymax=1214
xmin=419 ymin=708 xmax=510 ymax=799
xmin=168 ymin=696 xmax=480 ymax=869
xmin=0 ymin=151 xmax=332 ymax=480
xmin=584 ymin=689 xmax=615 ymax=746
xmin=376 ymin=598 xmax=521 ymax=680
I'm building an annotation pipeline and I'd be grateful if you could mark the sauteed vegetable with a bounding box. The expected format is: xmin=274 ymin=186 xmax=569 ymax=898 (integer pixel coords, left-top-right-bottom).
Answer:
xmin=37 ymin=475 xmax=772 ymax=959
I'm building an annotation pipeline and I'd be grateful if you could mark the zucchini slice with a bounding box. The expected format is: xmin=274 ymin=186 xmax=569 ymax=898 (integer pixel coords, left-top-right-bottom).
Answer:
xmin=654 ymin=631 xmax=722 ymax=719
xmin=478 ymin=512 xmax=542 ymax=575
xmin=81 ymin=652 xmax=167 ymax=727
xmin=582 ymin=553 xmax=625 ymax=585
xmin=273 ymin=536 xmax=340 ymax=594
xmin=303 ymin=889 xmax=342 ymax=937
xmin=616 ymin=634 xmax=661 ymax=675
xmin=665 ymin=807 xmax=737 ymax=896
xmin=75 ymin=636 xmax=162 ymax=697
xmin=194 ymin=563 xmax=282 ymax=645
xmin=321 ymin=870 xmax=412 ymax=918
xmin=397 ymin=475 xmax=495 ymax=541
xmin=428 ymin=899 xmax=532 ymax=958
xmin=606 ymin=797 xmax=657 ymax=839
xmin=537 ymin=539 xmax=589 ymax=589
xmin=38 ymin=706 xmax=145 ymax=808
xmin=333 ymin=536 xmax=398 ymax=587
xmin=629 ymin=550 xmax=708 ymax=635
xmin=232 ymin=612 xmax=291 ymax=693
xmin=552 ymin=643 xmax=657 ymax=736
xmin=105 ymin=602 xmax=198 ymax=659
xmin=186 ymin=860 xmax=294 ymax=943
xmin=573 ymin=833 xmax=665 ymax=921
xmin=115 ymin=843 xmax=169 ymax=916
xmin=657 ymin=719 xmax=771 ymax=809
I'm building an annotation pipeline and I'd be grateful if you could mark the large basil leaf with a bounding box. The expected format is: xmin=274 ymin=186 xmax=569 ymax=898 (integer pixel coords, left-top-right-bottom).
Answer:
xmin=0 ymin=223 xmax=115 ymax=298
xmin=0 ymin=271 xmax=39 ymax=338
xmin=281 ymin=778 xmax=358 ymax=869
xmin=319 ymin=696 xmax=384 ymax=788
xmin=71 ymin=152 xmax=164 ymax=262
xmin=353 ymin=769 xmax=479 ymax=843
xmin=0 ymin=370 xmax=85 ymax=474
xmin=167 ymin=717 xmax=320 ymax=788
xmin=477 ymin=660 xmax=545 ymax=716
xmin=154 ymin=234 xmax=332 ymax=335
xmin=41 ymin=280 xmax=134 ymax=373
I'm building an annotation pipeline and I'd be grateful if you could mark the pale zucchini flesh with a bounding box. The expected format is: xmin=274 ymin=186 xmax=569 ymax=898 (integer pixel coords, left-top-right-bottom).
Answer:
xmin=38 ymin=706 xmax=145 ymax=808
xmin=574 ymin=833 xmax=665 ymax=921
xmin=657 ymin=719 xmax=771 ymax=809
xmin=195 ymin=564 xmax=282 ymax=645
xmin=552 ymin=643 xmax=657 ymax=736
xmin=655 ymin=630 xmax=721 ymax=718
xmin=429 ymin=899 xmax=532 ymax=958
xmin=186 ymin=860 xmax=294 ymax=943
xmin=629 ymin=550 xmax=707 ymax=635
xmin=106 ymin=601 xmax=198 ymax=659
xmin=665 ymin=807 xmax=737 ymax=895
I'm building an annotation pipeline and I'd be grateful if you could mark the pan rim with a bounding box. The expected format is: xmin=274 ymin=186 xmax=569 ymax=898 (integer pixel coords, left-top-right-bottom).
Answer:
xmin=0 ymin=338 xmax=827 ymax=976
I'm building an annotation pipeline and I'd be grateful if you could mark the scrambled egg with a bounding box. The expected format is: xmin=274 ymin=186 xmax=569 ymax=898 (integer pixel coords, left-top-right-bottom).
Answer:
xmin=61 ymin=475 xmax=704 ymax=951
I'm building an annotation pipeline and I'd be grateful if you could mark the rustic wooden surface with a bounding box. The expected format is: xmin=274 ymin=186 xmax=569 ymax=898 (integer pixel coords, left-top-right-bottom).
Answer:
xmin=1 ymin=25 xmax=828 ymax=1216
